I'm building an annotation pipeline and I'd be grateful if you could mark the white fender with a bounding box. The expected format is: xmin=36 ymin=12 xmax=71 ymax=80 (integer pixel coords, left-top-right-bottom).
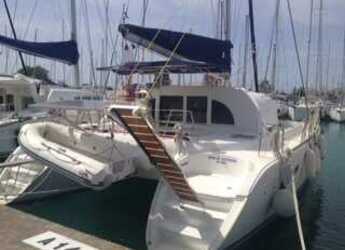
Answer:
xmin=273 ymin=188 xmax=295 ymax=218
xmin=304 ymin=147 xmax=317 ymax=179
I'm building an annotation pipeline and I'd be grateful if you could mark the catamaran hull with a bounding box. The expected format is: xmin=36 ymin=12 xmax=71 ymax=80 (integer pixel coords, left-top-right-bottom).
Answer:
xmin=219 ymin=142 xmax=309 ymax=249
xmin=146 ymin=140 xmax=316 ymax=250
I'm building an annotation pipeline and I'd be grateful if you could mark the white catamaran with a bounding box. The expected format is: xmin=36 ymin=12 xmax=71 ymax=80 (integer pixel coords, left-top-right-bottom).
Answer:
xmin=107 ymin=19 xmax=322 ymax=249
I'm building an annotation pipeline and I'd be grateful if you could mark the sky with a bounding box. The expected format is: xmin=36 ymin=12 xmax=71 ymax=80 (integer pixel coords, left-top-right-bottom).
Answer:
xmin=0 ymin=0 xmax=344 ymax=92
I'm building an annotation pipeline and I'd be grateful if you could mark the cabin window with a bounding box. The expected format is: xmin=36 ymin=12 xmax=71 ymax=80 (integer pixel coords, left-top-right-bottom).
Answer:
xmin=0 ymin=96 xmax=3 ymax=104
xmin=74 ymin=96 xmax=81 ymax=100
xmin=187 ymin=96 xmax=207 ymax=124
xmin=211 ymin=100 xmax=234 ymax=125
xmin=6 ymin=94 xmax=14 ymax=112
xmin=159 ymin=96 xmax=183 ymax=123
xmin=82 ymin=96 xmax=92 ymax=101
xmin=93 ymin=96 xmax=103 ymax=101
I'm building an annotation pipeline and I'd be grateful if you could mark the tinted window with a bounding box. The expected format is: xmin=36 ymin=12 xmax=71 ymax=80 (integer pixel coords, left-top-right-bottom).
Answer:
xmin=212 ymin=100 xmax=234 ymax=124
xmin=159 ymin=96 xmax=183 ymax=122
xmin=82 ymin=96 xmax=92 ymax=100
xmin=187 ymin=96 xmax=207 ymax=124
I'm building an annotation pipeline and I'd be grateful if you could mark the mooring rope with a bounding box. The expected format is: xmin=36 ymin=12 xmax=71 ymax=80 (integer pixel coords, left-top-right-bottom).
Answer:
xmin=291 ymin=173 xmax=307 ymax=250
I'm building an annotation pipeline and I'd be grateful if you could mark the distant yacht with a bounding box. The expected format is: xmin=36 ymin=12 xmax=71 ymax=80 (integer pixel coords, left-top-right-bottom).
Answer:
xmin=0 ymin=74 xmax=46 ymax=157
xmin=328 ymin=105 xmax=345 ymax=122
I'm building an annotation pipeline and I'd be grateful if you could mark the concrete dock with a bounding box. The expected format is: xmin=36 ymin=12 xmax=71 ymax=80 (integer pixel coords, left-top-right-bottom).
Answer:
xmin=0 ymin=205 xmax=130 ymax=250
xmin=0 ymin=178 xmax=157 ymax=250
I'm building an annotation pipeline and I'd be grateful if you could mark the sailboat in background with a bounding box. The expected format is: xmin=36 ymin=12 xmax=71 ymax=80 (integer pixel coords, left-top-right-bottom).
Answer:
xmin=328 ymin=31 xmax=345 ymax=122
xmin=0 ymin=0 xmax=105 ymax=204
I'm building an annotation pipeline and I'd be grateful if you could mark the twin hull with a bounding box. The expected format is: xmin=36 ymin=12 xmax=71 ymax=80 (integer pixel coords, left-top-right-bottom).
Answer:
xmin=146 ymin=141 xmax=309 ymax=250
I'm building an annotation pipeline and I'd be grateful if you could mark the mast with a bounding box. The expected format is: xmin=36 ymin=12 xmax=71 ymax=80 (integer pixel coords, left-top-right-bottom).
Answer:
xmin=3 ymin=0 xmax=27 ymax=74
xmin=271 ymin=0 xmax=281 ymax=91
xmin=316 ymin=0 xmax=323 ymax=94
xmin=305 ymin=0 xmax=314 ymax=91
xmin=33 ymin=29 xmax=38 ymax=66
xmin=341 ymin=31 xmax=345 ymax=105
xmin=248 ymin=0 xmax=259 ymax=92
xmin=242 ymin=15 xmax=250 ymax=88
xmin=71 ymin=0 xmax=80 ymax=88
xmin=224 ymin=0 xmax=231 ymax=42
xmin=4 ymin=26 xmax=9 ymax=73
xmin=62 ymin=20 xmax=66 ymax=84
xmin=325 ymin=42 xmax=331 ymax=92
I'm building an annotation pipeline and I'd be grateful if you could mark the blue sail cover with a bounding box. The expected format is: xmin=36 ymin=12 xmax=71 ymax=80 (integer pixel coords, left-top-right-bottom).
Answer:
xmin=0 ymin=34 xmax=79 ymax=65
xmin=100 ymin=60 xmax=229 ymax=75
xmin=119 ymin=24 xmax=232 ymax=71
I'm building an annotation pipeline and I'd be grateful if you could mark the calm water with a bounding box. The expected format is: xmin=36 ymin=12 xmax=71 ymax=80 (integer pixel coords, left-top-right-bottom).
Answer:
xmin=11 ymin=122 xmax=345 ymax=250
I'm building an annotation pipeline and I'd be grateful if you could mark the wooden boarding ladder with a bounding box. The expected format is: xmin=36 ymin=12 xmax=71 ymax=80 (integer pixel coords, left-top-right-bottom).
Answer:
xmin=111 ymin=106 xmax=199 ymax=203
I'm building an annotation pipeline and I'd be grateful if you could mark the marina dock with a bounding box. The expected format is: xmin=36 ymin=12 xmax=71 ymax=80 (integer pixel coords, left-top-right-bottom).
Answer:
xmin=0 ymin=178 xmax=157 ymax=250
xmin=0 ymin=204 xmax=129 ymax=250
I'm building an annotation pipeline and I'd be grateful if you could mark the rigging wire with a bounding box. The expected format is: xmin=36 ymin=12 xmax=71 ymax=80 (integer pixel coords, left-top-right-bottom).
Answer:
xmin=286 ymin=0 xmax=307 ymax=95
xmin=263 ymin=0 xmax=280 ymax=82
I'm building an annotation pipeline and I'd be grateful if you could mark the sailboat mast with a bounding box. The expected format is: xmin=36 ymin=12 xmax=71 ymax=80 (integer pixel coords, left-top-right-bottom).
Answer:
xmin=316 ymin=0 xmax=323 ymax=94
xmin=341 ymin=31 xmax=345 ymax=105
xmin=242 ymin=15 xmax=250 ymax=88
xmin=62 ymin=20 xmax=66 ymax=84
xmin=271 ymin=0 xmax=281 ymax=91
xmin=305 ymin=0 xmax=314 ymax=91
xmin=248 ymin=0 xmax=259 ymax=92
xmin=71 ymin=0 xmax=80 ymax=88
xmin=325 ymin=42 xmax=331 ymax=92
xmin=224 ymin=0 xmax=231 ymax=42
xmin=3 ymin=0 xmax=27 ymax=74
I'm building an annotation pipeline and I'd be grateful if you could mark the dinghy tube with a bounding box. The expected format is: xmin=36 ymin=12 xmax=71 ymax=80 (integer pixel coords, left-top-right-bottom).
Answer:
xmin=18 ymin=122 xmax=135 ymax=190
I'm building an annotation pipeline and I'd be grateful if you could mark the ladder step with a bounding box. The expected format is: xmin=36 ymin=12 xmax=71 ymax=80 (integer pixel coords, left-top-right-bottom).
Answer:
xmin=158 ymin=164 xmax=180 ymax=172
xmin=147 ymin=149 xmax=166 ymax=157
xmin=163 ymin=178 xmax=187 ymax=187
xmin=122 ymin=116 xmax=147 ymax=125
xmin=164 ymin=175 xmax=188 ymax=183
xmin=150 ymin=154 xmax=169 ymax=159
xmin=168 ymin=181 xmax=191 ymax=190
xmin=130 ymin=126 xmax=151 ymax=134
xmin=135 ymin=133 xmax=158 ymax=141
xmin=113 ymin=107 xmax=200 ymax=204
xmin=145 ymin=147 xmax=164 ymax=152
xmin=117 ymin=109 xmax=134 ymax=116
xmin=151 ymin=156 xmax=171 ymax=164
xmin=173 ymin=185 xmax=194 ymax=193
xmin=141 ymin=140 xmax=160 ymax=147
